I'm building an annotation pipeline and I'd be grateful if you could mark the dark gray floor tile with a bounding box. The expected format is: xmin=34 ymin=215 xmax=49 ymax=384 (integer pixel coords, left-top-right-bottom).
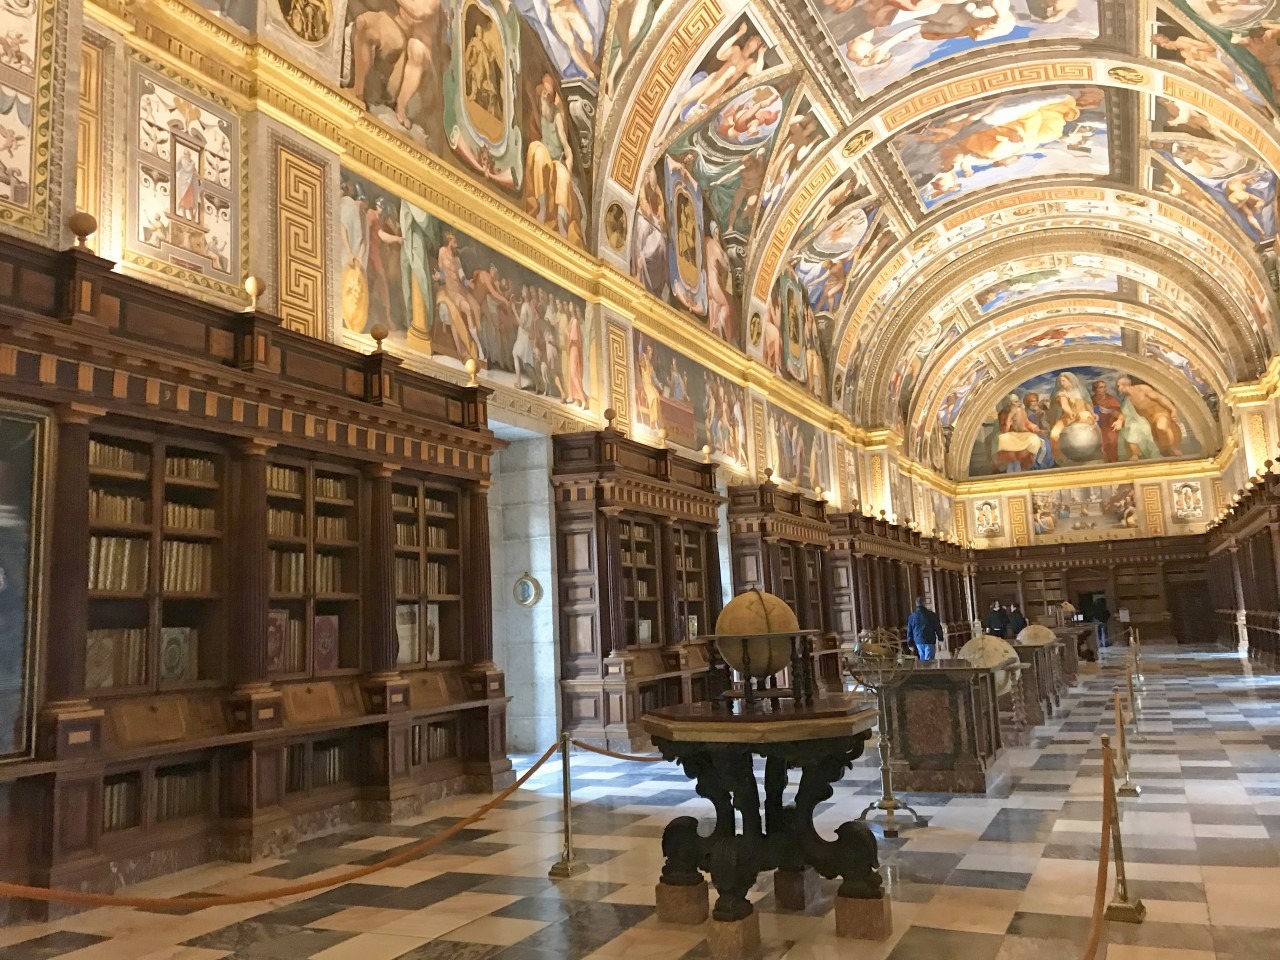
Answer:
xmin=886 ymin=925 xmax=1006 ymax=960
xmin=0 ymin=932 xmax=109 ymax=960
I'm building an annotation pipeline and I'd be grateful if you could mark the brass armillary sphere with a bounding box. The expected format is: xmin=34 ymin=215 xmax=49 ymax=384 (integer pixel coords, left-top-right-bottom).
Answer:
xmin=845 ymin=627 xmax=928 ymax=839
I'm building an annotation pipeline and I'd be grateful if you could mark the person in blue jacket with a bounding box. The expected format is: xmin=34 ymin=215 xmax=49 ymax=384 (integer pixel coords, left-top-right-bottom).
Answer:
xmin=906 ymin=596 xmax=943 ymax=662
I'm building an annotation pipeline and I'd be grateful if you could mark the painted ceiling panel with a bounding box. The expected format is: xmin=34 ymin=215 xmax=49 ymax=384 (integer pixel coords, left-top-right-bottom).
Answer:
xmin=240 ymin=0 xmax=1280 ymax=480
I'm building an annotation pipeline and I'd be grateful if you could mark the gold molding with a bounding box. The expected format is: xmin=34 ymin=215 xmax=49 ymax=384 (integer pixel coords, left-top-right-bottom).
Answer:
xmin=276 ymin=145 xmax=327 ymax=338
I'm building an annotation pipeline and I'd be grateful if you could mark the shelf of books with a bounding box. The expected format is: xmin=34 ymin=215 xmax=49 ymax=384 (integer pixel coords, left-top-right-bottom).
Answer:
xmin=673 ymin=523 xmax=708 ymax=645
xmin=86 ymin=435 xmax=224 ymax=693
xmin=392 ymin=480 xmax=462 ymax=667
xmin=620 ymin=516 xmax=661 ymax=648
xmin=266 ymin=461 xmax=362 ymax=678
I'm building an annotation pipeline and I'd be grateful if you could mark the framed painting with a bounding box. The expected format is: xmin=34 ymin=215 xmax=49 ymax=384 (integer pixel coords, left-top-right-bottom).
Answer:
xmin=0 ymin=404 xmax=47 ymax=763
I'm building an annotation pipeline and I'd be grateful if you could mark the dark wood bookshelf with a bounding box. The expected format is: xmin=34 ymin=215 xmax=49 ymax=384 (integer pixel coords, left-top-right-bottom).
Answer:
xmin=552 ymin=425 xmax=725 ymax=751
xmin=0 ymin=234 xmax=510 ymax=919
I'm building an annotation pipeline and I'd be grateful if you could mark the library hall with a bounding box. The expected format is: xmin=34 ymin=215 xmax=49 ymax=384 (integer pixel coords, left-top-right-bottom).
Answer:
xmin=4 ymin=0 xmax=1280 ymax=958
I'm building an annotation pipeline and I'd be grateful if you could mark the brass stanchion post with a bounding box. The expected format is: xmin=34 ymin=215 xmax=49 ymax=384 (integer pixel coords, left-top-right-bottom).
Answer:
xmin=549 ymin=730 xmax=589 ymax=879
xmin=1113 ymin=686 xmax=1140 ymax=798
xmin=1127 ymin=662 xmax=1145 ymax=743
xmin=1102 ymin=734 xmax=1147 ymax=924
xmin=1133 ymin=626 xmax=1144 ymax=685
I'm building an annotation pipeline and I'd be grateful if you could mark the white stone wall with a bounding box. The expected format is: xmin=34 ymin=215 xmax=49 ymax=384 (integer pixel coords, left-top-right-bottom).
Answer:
xmin=489 ymin=438 xmax=560 ymax=752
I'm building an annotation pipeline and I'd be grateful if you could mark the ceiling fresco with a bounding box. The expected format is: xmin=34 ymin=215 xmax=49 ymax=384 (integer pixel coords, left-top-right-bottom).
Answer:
xmin=237 ymin=0 xmax=1280 ymax=481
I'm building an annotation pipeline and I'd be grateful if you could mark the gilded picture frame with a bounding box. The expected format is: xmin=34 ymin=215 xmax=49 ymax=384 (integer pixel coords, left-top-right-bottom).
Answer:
xmin=513 ymin=572 xmax=543 ymax=608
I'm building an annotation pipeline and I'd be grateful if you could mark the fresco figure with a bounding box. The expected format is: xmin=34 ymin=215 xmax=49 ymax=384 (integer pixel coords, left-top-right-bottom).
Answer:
xmin=704 ymin=223 xmax=734 ymax=341
xmin=668 ymin=23 xmax=767 ymax=128
xmin=1048 ymin=371 xmax=1097 ymax=463
xmin=844 ymin=1 xmax=1018 ymax=67
xmin=525 ymin=73 xmax=581 ymax=243
xmin=1091 ymin=378 xmax=1122 ymax=461
xmin=436 ymin=234 xmax=483 ymax=362
xmin=917 ymin=87 xmax=1106 ymax=201
xmin=350 ymin=0 xmax=445 ymax=130
xmin=994 ymin=393 xmax=1047 ymax=471
xmin=1115 ymin=376 xmax=1184 ymax=458
xmin=547 ymin=0 xmax=598 ymax=77
xmin=632 ymin=166 xmax=669 ymax=297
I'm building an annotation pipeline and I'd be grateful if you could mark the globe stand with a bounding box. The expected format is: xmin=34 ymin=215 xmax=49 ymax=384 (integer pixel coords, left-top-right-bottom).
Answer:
xmin=857 ymin=687 xmax=927 ymax=839
xmin=706 ymin=630 xmax=822 ymax=711
xmin=845 ymin=628 xmax=927 ymax=840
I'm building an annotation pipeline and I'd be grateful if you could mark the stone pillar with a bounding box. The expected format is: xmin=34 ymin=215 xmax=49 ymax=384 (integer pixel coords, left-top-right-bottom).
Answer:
xmin=1230 ymin=541 xmax=1249 ymax=653
xmin=38 ymin=405 xmax=105 ymax=759
xmin=362 ymin=464 xmax=408 ymax=712
xmin=226 ymin=440 xmax=282 ymax=732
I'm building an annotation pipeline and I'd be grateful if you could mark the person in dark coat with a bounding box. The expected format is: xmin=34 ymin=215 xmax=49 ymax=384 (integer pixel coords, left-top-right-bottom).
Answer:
xmin=985 ymin=600 xmax=1010 ymax=638
xmin=906 ymin=596 xmax=944 ymax=662
xmin=1094 ymin=598 xmax=1111 ymax=647
xmin=1008 ymin=603 xmax=1028 ymax=638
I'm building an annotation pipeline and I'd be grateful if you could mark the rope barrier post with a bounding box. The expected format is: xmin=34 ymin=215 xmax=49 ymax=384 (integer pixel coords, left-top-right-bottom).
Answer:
xmin=1113 ymin=686 xmax=1140 ymax=798
xmin=549 ymin=730 xmax=590 ymax=880
xmin=1103 ymin=735 xmax=1147 ymax=924
xmin=1133 ymin=626 xmax=1144 ymax=685
xmin=1081 ymin=735 xmax=1117 ymax=960
xmin=1127 ymin=661 xmax=1145 ymax=744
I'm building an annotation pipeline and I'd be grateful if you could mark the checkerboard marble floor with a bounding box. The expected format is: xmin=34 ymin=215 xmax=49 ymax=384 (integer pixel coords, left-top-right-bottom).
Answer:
xmin=5 ymin=645 xmax=1280 ymax=960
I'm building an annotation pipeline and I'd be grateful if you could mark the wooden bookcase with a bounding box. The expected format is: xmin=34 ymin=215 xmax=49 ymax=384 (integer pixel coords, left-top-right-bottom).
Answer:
xmin=727 ymin=480 xmax=839 ymax=685
xmin=85 ymin=432 xmax=226 ymax=692
xmin=0 ymin=236 xmax=510 ymax=916
xmin=264 ymin=459 xmax=364 ymax=677
xmin=827 ymin=512 xmax=975 ymax=662
xmin=552 ymin=426 xmax=725 ymax=751
xmin=391 ymin=481 xmax=464 ymax=667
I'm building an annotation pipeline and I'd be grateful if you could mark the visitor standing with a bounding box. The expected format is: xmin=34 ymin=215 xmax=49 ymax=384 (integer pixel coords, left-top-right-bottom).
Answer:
xmin=1008 ymin=603 xmax=1028 ymax=638
xmin=985 ymin=600 xmax=1010 ymax=638
xmin=1094 ymin=598 xmax=1111 ymax=648
xmin=906 ymin=597 xmax=943 ymax=662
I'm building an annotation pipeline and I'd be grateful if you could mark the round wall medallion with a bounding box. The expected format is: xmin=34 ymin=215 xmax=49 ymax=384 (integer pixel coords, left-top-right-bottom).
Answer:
xmin=842 ymin=129 xmax=874 ymax=158
xmin=604 ymin=202 xmax=628 ymax=252
xmin=278 ymin=0 xmax=333 ymax=43
xmin=1108 ymin=66 xmax=1146 ymax=86
xmin=514 ymin=572 xmax=543 ymax=607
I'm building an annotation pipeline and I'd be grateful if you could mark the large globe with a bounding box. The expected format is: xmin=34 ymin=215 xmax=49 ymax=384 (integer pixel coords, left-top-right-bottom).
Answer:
xmin=1016 ymin=624 xmax=1057 ymax=646
xmin=1058 ymin=421 xmax=1102 ymax=464
xmin=715 ymin=589 xmax=800 ymax=678
xmin=958 ymin=634 xmax=1020 ymax=696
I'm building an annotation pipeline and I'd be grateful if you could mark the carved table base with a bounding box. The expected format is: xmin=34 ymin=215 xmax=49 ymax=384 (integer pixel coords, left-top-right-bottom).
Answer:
xmin=653 ymin=735 xmax=885 ymax=925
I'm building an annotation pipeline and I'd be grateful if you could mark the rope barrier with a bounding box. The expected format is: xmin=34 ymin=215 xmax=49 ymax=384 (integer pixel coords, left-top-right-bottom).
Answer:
xmin=1080 ymin=734 xmax=1117 ymax=960
xmin=0 ymin=740 xmax=561 ymax=910
xmin=570 ymin=739 xmax=664 ymax=763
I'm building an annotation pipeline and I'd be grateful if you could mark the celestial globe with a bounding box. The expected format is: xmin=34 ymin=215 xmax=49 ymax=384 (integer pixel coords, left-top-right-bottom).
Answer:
xmin=957 ymin=634 xmax=1019 ymax=696
xmin=715 ymin=589 xmax=800 ymax=678
xmin=1058 ymin=422 xmax=1102 ymax=464
xmin=1016 ymin=624 xmax=1057 ymax=646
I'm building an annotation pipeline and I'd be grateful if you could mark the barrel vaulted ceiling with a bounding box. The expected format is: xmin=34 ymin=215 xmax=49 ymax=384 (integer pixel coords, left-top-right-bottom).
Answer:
xmin=182 ymin=0 xmax=1280 ymax=478
xmin=582 ymin=0 xmax=1280 ymax=478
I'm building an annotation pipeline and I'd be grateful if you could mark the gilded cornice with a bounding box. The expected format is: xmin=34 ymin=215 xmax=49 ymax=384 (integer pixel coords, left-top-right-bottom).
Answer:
xmin=954 ymin=456 xmax=1221 ymax=498
xmin=1225 ymin=354 xmax=1280 ymax=407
